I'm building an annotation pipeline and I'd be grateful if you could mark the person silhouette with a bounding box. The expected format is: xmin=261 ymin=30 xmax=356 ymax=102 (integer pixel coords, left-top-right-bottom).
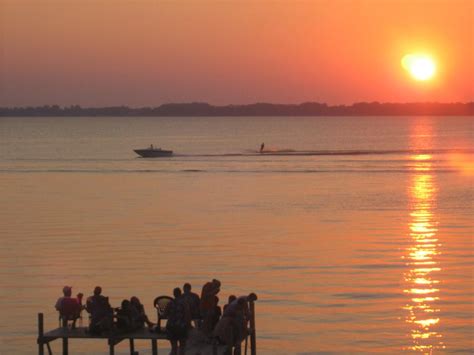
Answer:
xmin=260 ymin=143 xmax=265 ymax=153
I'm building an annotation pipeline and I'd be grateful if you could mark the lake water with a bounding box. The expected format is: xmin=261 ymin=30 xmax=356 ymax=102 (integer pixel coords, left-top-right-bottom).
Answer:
xmin=0 ymin=116 xmax=472 ymax=354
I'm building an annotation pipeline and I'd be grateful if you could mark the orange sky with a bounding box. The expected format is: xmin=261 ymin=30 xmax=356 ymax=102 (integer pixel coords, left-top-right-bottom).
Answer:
xmin=1 ymin=0 xmax=473 ymax=106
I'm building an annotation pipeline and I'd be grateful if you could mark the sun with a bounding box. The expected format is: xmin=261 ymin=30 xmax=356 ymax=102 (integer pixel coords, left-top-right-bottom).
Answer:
xmin=402 ymin=54 xmax=436 ymax=81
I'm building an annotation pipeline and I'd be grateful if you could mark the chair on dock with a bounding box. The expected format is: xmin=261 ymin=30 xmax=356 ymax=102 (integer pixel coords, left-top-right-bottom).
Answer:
xmin=153 ymin=296 xmax=173 ymax=331
xmin=57 ymin=298 xmax=81 ymax=328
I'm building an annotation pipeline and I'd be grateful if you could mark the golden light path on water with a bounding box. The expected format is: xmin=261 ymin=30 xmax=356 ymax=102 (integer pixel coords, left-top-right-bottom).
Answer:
xmin=403 ymin=152 xmax=445 ymax=353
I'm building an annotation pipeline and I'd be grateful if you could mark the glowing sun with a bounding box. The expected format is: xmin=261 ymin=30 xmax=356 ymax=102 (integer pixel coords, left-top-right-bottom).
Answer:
xmin=402 ymin=54 xmax=436 ymax=81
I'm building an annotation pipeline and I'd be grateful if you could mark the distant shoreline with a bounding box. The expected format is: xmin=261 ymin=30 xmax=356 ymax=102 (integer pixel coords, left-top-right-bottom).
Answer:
xmin=1 ymin=102 xmax=473 ymax=117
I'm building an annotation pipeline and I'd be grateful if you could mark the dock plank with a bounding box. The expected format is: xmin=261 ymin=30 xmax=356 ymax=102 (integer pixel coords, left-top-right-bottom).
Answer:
xmin=41 ymin=327 xmax=230 ymax=354
xmin=43 ymin=326 xmax=167 ymax=340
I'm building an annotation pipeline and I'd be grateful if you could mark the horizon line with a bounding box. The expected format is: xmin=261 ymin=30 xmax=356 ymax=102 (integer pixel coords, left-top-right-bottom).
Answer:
xmin=1 ymin=101 xmax=473 ymax=117
xmin=2 ymin=101 xmax=474 ymax=109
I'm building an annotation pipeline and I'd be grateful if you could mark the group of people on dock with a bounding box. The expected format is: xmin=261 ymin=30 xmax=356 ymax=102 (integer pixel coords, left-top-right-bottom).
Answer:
xmin=54 ymin=279 xmax=257 ymax=354
xmin=55 ymin=286 xmax=151 ymax=334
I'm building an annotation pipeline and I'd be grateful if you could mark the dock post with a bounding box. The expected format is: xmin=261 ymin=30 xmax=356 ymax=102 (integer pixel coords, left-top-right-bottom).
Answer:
xmin=129 ymin=338 xmax=135 ymax=354
xmin=62 ymin=337 xmax=68 ymax=355
xmin=151 ymin=339 xmax=158 ymax=355
xmin=109 ymin=338 xmax=115 ymax=355
xmin=249 ymin=299 xmax=257 ymax=355
xmin=38 ymin=313 xmax=44 ymax=355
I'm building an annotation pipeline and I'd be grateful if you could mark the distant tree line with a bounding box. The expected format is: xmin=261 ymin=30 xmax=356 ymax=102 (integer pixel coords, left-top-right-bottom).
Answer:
xmin=1 ymin=102 xmax=473 ymax=116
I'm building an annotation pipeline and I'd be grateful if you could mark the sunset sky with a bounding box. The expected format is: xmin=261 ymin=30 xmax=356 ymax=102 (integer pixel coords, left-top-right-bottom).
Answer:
xmin=1 ymin=0 xmax=473 ymax=107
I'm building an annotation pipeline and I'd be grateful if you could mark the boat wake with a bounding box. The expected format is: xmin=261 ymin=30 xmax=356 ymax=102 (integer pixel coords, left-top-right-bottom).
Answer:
xmin=174 ymin=148 xmax=473 ymax=158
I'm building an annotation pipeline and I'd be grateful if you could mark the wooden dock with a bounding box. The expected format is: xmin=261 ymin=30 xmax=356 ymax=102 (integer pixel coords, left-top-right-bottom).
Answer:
xmin=37 ymin=296 xmax=257 ymax=354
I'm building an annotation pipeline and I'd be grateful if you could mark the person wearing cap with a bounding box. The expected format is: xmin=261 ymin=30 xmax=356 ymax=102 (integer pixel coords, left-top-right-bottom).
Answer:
xmin=55 ymin=286 xmax=81 ymax=328
xmin=55 ymin=286 xmax=72 ymax=311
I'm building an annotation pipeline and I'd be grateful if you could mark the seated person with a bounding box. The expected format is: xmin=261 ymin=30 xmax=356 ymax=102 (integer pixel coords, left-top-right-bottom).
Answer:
xmin=76 ymin=293 xmax=84 ymax=308
xmin=130 ymin=296 xmax=154 ymax=328
xmin=76 ymin=293 xmax=85 ymax=324
xmin=116 ymin=299 xmax=136 ymax=332
xmin=86 ymin=286 xmax=113 ymax=334
xmin=55 ymin=286 xmax=81 ymax=328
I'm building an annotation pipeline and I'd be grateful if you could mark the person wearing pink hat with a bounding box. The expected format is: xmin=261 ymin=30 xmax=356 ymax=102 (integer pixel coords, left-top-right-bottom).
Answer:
xmin=55 ymin=286 xmax=72 ymax=311
xmin=55 ymin=286 xmax=81 ymax=328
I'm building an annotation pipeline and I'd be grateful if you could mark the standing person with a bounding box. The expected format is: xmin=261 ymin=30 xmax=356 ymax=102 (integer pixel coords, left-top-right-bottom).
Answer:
xmin=182 ymin=283 xmax=200 ymax=327
xmin=211 ymin=296 xmax=222 ymax=330
xmin=223 ymin=295 xmax=236 ymax=313
xmin=200 ymin=279 xmax=221 ymax=336
xmin=260 ymin=142 xmax=265 ymax=152
xmin=166 ymin=288 xmax=191 ymax=355
xmin=214 ymin=293 xmax=257 ymax=355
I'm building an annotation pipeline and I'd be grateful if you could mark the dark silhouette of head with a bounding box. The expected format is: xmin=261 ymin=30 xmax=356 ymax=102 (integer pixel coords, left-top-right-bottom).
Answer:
xmin=130 ymin=296 xmax=140 ymax=306
xmin=121 ymin=299 xmax=130 ymax=310
xmin=212 ymin=279 xmax=221 ymax=288
xmin=247 ymin=293 xmax=258 ymax=302
xmin=63 ymin=286 xmax=72 ymax=297
xmin=183 ymin=283 xmax=191 ymax=294
xmin=237 ymin=298 xmax=246 ymax=307
xmin=173 ymin=287 xmax=182 ymax=299
xmin=228 ymin=295 xmax=237 ymax=304
xmin=94 ymin=286 xmax=102 ymax=296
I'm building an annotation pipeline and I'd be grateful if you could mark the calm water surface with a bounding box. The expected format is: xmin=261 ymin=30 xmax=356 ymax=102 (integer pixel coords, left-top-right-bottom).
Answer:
xmin=0 ymin=116 xmax=472 ymax=354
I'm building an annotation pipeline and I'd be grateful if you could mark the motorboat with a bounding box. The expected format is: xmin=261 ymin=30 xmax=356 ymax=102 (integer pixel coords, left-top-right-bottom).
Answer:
xmin=134 ymin=146 xmax=173 ymax=158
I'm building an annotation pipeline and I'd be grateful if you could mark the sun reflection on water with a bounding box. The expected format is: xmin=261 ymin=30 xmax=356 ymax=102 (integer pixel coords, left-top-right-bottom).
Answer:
xmin=403 ymin=153 xmax=445 ymax=353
